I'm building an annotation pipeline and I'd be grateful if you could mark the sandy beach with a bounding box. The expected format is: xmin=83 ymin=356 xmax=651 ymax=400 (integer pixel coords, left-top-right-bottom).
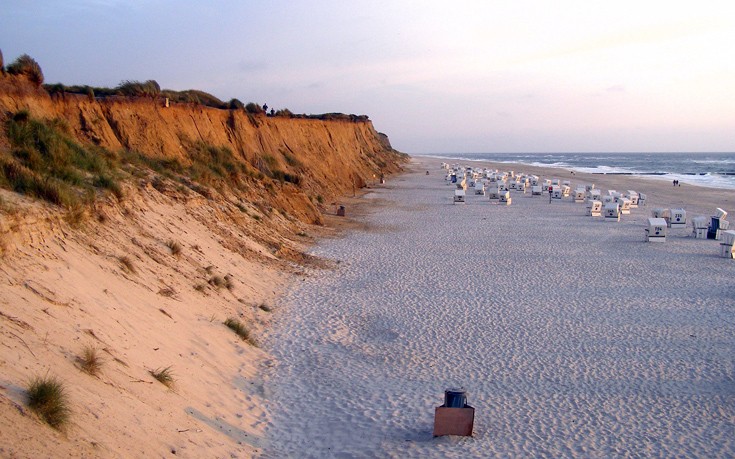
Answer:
xmin=261 ymin=156 xmax=734 ymax=458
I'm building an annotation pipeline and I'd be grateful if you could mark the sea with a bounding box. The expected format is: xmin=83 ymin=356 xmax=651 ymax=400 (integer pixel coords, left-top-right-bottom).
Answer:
xmin=415 ymin=152 xmax=735 ymax=190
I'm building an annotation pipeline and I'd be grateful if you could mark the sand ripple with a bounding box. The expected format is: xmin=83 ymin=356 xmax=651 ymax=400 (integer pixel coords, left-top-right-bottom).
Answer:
xmin=261 ymin=164 xmax=734 ymax=458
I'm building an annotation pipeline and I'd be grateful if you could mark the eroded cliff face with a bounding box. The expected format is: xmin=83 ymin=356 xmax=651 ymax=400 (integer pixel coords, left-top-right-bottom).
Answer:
xmin=0 ymin=75 xmax=407 ymax=457
xmin=0 ymin=75 xmax=406 ymax=223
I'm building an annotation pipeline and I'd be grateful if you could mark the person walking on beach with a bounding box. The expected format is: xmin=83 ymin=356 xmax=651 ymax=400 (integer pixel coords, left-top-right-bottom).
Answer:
xmin=549 ymin=186 xmax=553 ymax=203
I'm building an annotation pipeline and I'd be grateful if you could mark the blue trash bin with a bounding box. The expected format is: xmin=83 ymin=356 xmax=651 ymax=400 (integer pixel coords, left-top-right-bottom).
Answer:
xmin=444 ymin=388 xmax=467 ymax=408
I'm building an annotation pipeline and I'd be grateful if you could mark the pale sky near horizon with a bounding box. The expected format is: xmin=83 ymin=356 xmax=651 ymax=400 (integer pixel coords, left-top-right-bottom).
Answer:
xmin=2 ymin=1 xmax=734 ymax=153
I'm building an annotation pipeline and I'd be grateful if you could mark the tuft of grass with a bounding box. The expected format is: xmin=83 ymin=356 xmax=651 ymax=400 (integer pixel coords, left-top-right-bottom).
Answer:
xmin=78 ymin=345 xmax=103 ymax=376
xmin=224 ymin=317 xmax=256 ymax=346
xmin=224 ymin=274 xmax=234 ymax=291
xmin=158 ymin=287 xmax=175 ymax=297
xmin=119 ymin=255 xmax=136 ymax=274
xmin=64 ymin=204 xmax=87 ymax=227
xmin=165 ymin=240 xmax=182 ymax=256
xmin=208 ymin=275 xmax=227 ymax=289
xmin=194 ymin=283 xmax=207 ymax=292
xmin=149 ymin=366 xmax=174 ymax=388
xmin=258 ymin=303 xmax=272 ymax=313
xmin=26 ymin=376 xmax=70 ymax=429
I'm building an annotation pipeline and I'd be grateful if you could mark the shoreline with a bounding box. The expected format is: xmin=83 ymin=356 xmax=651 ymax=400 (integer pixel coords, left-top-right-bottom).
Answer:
xmin=261 ymin=155 xmax=734 ymax=457
xmin=412 ymin=153 xmax=735 ymax=191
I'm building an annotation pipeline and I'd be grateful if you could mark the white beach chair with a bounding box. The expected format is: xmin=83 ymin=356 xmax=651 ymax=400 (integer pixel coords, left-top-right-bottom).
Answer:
xmin=488 ymin=188 xmax=501 ymax=200
xmin=692 ymin=216 xmax=709 ymax=239
xmin=720 ymin=230 xmax=735 ymax=258
xmin=586 ymin=200 xmax=602 ymax=217
xmin=499 ymin=191 xmax=511 ymax=205
xmin=604 ymin=203 xmax=620 ymax=222
xmin=651 ymin=208 xmax=670 ymax=220
xmin=531 ymin=185 xmax=542 ymax=196
xmin=625 ymin=191 xmax=639 ymax=208
xmin=669 ymin=208 xmax=686 ymax=229
xmin=646 ymin=218 xmax=667 ymax=242
xmin=619 ymin=199 xmax=632 ymax=215
xmin=474 ymin=182 xmax=485 ymax=195
xmin=454 ymin=189 xmax=466 ymax=204
xmin=573 ymin=188 xmax=586 ymax=203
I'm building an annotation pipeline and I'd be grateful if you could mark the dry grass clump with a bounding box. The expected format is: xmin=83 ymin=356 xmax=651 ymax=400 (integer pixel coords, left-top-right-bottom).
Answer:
xmin=26 ymin=376 xmax=69 ymax=429
xmin=208 ymin=275 xmax=226 ymax=288
xmin=149 ymin=366 xmax=174 ymax=388
xmin=258 ymin=303 xmax=272 ymax=313
xmin=165 ymin=239 xmax=182 ymax=256
xmin=158 ymin=287 xmax=175 ymax=297
xmin=209 ymin=274 xmax=234 ymax=290
xmin=78 ymin=345 xmax=103 ymax=376
xmin=224 ymin=317 xmax=256 ymax=346
xmin=119 ymin=255 xmax=136 ymax=274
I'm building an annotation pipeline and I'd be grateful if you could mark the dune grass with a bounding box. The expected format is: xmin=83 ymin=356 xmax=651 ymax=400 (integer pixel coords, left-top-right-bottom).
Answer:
xmin=1 ymin=111 xmax=121 ymax=208
xmin=149 ymin=366 xmax=174 ymax=388
xmin=78 ymin=345 xmax=103 ymax=376
xmin=166 ymin=239 xmax=182 ymax=256
xmin=26 ymin=376 xmax=70 ymax=429
xmin=119 ymin=255 xmax=136 ymax=274
xmin=224 ymin=317 xmax=256 ymax=346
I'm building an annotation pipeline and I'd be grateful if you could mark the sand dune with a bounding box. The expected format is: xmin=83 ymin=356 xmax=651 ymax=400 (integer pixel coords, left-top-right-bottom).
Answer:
xmin=261 ymin=156 xmax=734 ymax=458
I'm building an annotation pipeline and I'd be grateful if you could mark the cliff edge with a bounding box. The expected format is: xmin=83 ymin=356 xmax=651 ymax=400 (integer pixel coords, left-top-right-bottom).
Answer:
xmin=0 ymin=74 xmax=407 ymax=458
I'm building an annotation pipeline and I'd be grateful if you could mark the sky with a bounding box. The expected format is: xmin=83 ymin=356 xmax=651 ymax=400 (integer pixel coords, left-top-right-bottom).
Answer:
xmin=1 ymin=0 xmax=734 ymax=154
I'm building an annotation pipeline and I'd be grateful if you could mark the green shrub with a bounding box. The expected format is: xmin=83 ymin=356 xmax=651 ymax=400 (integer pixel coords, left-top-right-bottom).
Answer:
xmin=116 ymin=80 xmax=160 ymax=98
xmin=7 ymin=54 xmax=44 ymax=86
xmin=26 ymin=376 xmax=69 ymax=429
xmin=228 ymin=98 xmax=244 ymax=110
xmin=2 ymin=112 xmax=120 ymax=207
xmin=245 ymin=102 xmax=265 ymax=115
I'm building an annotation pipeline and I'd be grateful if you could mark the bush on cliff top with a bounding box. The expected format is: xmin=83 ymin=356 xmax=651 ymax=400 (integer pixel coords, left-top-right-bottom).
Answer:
xmin=6 ymin=54 xmax=44 ymax=86
xmin=117 ymin=80 xmax=160 ymax=98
